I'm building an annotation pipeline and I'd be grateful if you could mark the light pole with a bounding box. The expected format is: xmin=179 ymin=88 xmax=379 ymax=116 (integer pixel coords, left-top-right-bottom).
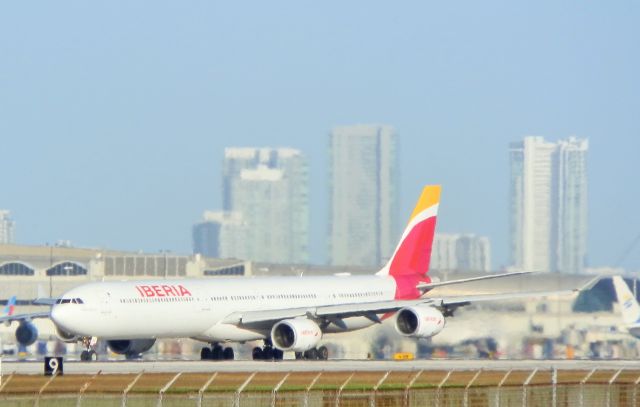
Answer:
xmin=48 ymin=245 xmax=53 ymax=298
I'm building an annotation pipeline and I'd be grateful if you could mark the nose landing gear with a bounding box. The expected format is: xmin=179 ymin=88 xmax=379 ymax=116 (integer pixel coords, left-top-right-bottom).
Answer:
xmin=79 ymin=337 xmax=98 ymax=361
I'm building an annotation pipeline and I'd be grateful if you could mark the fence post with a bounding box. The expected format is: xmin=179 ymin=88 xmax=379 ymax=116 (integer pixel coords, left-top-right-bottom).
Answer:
xmin=121 ymin=371 xmax=145 ymax=407
xmin=157 ymin=372 xmax=182 ymax=407
xmin=336 ymin=372 xmax=355 ymax=407
xmin=0 ymin=371 xmax=14 ymax=393
xmin=552 ymin=367 xmax=557 ymax=407
xmin=198 ymin=372 xmax=218 ymax=407
xmin=403 ymin=369 xmax=423 ymax=407
xmin=369 ymin=371 xmax=390 ymax=407
xmin=77 ymin=370 xmax=102 ymax=407
xmin=234 ymin=371 xmax=256 ymax=407
xmin=495 ymin=369 xmax=512 ymax=407
xmin=304 ymin=371 xmax=322 ymax=407
xmin=633 ymin=372 xmax=640 ymax=407
xmin=579 ymin=368 xmax=596 ymax=407
xmin=463 ymin=369 xmax=482 ymax=407
xmin=606 ymin=369 xmax=622 ymax=407
xmin=436 ymin=370 xmax=453 ymax=407
xmin=271 ymin=372 xmax=290 ymax=407
xmin=522 ymin=368 xmax=537 ymax=407
xmin=35 ymin=370 xmax=59 ymax=407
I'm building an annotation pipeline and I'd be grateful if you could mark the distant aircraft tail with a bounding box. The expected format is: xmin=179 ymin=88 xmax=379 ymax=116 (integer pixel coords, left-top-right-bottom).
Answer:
xmin=2 ymin=296 xmax=16 ymax=317
xmin=612 ymin=276 xmax=640 ymax=325
xmin=377 ymin=185 xmax=440 ymax=299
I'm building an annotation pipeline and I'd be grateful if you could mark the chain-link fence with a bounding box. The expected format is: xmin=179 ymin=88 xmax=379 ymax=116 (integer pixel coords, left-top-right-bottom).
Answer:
xmin=1 ymin=367 xmax=639 ymax=406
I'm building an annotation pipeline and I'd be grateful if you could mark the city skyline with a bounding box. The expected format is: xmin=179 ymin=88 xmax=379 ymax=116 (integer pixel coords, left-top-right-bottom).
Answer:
xmin=193 ymin=148 xmax=309 ymax=264
xmin=329 ymin=125 xmax=399 ymax=267
xmin=1 ymin=2 xmax=638 ymax=270
xmin=509 ymin=136 xmax=588 ymax=273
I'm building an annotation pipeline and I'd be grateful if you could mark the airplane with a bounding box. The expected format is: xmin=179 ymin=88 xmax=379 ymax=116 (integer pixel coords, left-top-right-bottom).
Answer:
xmin=0 ymin=185 xmax=579 ymax=361
xmin=1 ymin=295 xmax=49 ymax=348
xmin=1 ymin=296 xmax=16 ymax=318
xmin=611 ymin=276 xmax=640 ymax=338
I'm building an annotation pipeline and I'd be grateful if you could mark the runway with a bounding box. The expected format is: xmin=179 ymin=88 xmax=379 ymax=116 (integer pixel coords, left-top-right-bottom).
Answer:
xmin=2 ymin=359 xmax=639 ymax=375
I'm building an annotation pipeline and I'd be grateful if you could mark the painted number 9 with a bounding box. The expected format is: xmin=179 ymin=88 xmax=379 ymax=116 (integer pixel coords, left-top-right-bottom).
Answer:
xmin=44 ymin=357 xmax=63 ymax=376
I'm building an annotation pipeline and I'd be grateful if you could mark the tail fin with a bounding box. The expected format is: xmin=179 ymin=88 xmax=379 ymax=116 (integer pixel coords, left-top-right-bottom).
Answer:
xmin=2 ymin=295 xmax=16 ymax=317
xmin=612 ymin=276 xmax=640 ymax=325
xmin=377 ymin=185 xmax=440 ymax=280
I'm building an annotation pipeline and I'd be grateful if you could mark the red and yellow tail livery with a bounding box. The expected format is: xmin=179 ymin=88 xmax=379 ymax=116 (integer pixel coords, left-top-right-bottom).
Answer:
xmin=378 ymin=185 xmax=441 ymax=299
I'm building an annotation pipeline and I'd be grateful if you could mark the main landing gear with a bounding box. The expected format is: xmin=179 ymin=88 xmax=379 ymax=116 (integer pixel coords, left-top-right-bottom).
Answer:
xmin=79 ymin=337 xmax=98 ymax=362
xmin=295 ymin=346 xmax=329 ymax=360
xmin=200 ymin=343 xmax=234 ymax=361
xmin=252 ymin=339 xmax=284 ymax=360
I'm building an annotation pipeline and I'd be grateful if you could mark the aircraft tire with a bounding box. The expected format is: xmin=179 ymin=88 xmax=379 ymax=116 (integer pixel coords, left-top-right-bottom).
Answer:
xmin=317 ymin=346 xmax=329 ymax=360
xmin=201 ymin=347 xmax=212 ymax=360
xmin=212 ymin=344 xmax=223 ymax=360
xmin=304 ymin=348 xmax=318 ymax=360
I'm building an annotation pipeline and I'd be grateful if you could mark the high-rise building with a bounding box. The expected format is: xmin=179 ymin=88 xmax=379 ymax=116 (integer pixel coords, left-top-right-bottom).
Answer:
xmin=193 ymin=211 xmax=248 ymax=259
xmin=0 ymin=210 xmax=15 ymax=244
xmin=192 ymin=213 xmax=222 ymax=258
xmin=329 ymin=124 xmax=399 ymax=267
xmin=509 ymin=136 xmax=588 ymax=273
xmin=431 ymin=234 xmax=491 ymax=272
xmin=221 ymin=148 xmax=309 ymax=264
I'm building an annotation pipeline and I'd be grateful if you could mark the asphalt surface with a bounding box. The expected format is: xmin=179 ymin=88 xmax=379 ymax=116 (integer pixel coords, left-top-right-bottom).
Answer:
xmin=2 ymin=359 xmax=639 ymax=375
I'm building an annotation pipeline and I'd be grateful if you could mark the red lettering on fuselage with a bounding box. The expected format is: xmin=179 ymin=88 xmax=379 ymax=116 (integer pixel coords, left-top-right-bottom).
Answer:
xmin=135 ymin=284 xmax=192 ymax=298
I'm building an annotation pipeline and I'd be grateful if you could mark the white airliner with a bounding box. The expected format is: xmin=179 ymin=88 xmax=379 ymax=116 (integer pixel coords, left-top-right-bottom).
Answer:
xmin=611 ymin=276 xmax=640 ymax=338
xmin=0 ymin=186 xmax=576 ymax=361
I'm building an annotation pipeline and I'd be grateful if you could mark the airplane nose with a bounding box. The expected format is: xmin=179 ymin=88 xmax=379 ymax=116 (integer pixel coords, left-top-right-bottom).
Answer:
xmin=50 ymin=305 xmax=69 ymax=328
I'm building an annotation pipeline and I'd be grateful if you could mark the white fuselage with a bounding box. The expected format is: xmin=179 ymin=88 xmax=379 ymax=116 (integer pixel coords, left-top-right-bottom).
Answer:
xmin=51 ymin=275 xmax=398 ymax=342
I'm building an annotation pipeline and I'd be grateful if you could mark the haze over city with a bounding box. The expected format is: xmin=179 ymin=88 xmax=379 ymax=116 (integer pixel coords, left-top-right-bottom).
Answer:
xmin=1 ymin=2 xmax=638 ymax=269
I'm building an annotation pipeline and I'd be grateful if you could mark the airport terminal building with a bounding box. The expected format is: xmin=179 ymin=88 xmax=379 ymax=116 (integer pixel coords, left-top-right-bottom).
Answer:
xmin=0 ymin=244 xmax=249 ymax=301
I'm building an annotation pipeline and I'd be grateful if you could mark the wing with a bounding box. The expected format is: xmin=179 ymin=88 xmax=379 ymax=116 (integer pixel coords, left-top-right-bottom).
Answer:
xmin=222 ymin=288 xmax=580 ymax=328
xmin=0 ymin=311 xmax=51 ymax=324
xmin=417 ymin=271 xmax=532 ymax=290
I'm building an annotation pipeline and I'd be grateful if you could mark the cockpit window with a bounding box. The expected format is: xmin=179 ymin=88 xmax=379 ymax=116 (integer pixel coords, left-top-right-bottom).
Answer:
xmin=55 ymin=297 xmax=84 ymax=305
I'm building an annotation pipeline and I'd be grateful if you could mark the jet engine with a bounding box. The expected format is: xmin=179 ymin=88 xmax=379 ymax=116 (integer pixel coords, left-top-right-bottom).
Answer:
xmin=271 ymin=319 xmax=322 ymax=352
xmin=395 ymin=305 xmax=445 ymax=338
xmin=15 ymin=321 xmax=38 ymax=346
xmin=107 ymin=339 xmax=156 ymax=358
xmin=55 ymin=326 xmax=79 ymax=343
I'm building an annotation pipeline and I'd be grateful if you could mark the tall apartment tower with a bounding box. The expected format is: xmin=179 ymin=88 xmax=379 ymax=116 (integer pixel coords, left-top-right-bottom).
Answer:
xmin=329 ymin=125 xmax=399 ymax=267
xmin=509 ymin=136 xmax=588 ymax=273
xmin=431 ymin=234 xmax=491 ymax=272
xmin=193 ymin=211 xmax=248 ymax=259
xmin=0 ymin=210 xmax=15 ymax=244
xmin=221 ymin=148 xmax=309 ymax=264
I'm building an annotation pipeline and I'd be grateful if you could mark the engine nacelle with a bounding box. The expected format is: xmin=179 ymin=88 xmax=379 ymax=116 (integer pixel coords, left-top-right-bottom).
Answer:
xmin=271 ymin=319 xmax=322 ymax=352
xmin=15 ymin=321 xmax=38 ymax=346
xmin=107 ymin=339 xmax=156 ymax=356
xmin=55 ymin=326 xmax=79 ymax=343
xmin=395 ymin=305 xmax=445 ymax=338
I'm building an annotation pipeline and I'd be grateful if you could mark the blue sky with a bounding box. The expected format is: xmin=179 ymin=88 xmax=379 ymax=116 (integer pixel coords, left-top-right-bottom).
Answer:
xmin=1 ymin=2 xmax=638 ymax=269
